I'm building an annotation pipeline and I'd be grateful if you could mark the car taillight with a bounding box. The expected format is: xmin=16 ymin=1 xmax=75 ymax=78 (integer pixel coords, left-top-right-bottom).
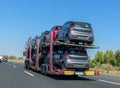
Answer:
xmin=85 ymin=64 xmax=90 ymax=67
xmin=89 ymin=37 xmax=94 ymax=40
xmin=71 ymin=34 xmax=75 ymax=38
xmin=91 ymin=30 xmax=94 ymax=33
xmin=66 ymin=55 xmax=70 ymax=59
xmin=87 ymin=56 xmax=90 ymax=60
xmin=54 ymin=30 xmax=57 ymax=33
xmin=67 ymin=63 xmax=71 ymax=66
xmin=70 ymin=26 xmax=74 ymax=31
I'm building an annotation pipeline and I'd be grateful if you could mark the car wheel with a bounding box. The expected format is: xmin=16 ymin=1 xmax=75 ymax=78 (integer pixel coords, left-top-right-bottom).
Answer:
xmin=75 ymin=41 xmax=79 ymax=44
xmin=65 ymin=35 xmax=70 ymax=44
xmin=62 ymin=63 xmax=66 ymax=70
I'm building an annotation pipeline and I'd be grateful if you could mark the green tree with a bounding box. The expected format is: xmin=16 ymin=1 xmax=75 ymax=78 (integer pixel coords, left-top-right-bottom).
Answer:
xmin=104 ymin=50 xmax=117 ymax=66
xmin=18 ymin=57 xmax=23 ymax=59
xmin=90 ymin=60 xmax=96 ymax=68
xmin=8 ymin=56 xmax=17 ymax=60
xmin=94 ymin=51 xmax=104 ymax=64
xmin=115 ymin=50 xmax=120 ymax=66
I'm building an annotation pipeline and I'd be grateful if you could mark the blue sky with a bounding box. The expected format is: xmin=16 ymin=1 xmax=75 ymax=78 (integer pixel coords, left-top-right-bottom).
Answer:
xmin=0 ymin=0 xmax=120 ymax=58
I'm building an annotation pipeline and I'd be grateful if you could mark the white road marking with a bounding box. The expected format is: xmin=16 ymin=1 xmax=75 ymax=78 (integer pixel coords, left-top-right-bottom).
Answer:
xmin=98 ymin=79 xmax=120 ymax=86
xmin=24 ymin=71 xmax=34 ymax=77
xmin=13 ymin=66 xmax=17 ymax=68
xmin=101 ymin=73 xmax=120 ymax=78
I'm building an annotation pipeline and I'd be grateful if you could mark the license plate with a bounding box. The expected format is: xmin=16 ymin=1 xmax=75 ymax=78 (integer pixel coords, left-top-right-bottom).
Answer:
xmin=75 ymin=72 xmax=84 ymax=75
xmin=74 ymin=64 xmax=85 ymax=67
xmin=77 ymin=36 xmax=89 ymax=40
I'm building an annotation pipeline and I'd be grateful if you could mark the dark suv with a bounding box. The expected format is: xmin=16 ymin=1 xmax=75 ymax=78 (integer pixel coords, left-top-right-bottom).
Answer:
xmin=45 ymin=49 xmax=90 ymax=71
xmin=57 ymin=21 xmax=94 ymax=44
xmin=45 ymin=50 xmax=63 ymax=68
xmin=40 ymin=31 xmax=50 ymax=44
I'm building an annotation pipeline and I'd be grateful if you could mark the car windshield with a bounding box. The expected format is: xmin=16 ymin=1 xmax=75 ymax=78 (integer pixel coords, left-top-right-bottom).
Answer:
xmin=67 ymin=49 xmax=87 ymax=55
xmin=74 ymin=22 xmax=92 ymax=29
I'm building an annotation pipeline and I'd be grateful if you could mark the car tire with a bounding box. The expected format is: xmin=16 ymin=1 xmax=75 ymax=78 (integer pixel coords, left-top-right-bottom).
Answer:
xmin=65 ymin=35 xmax=70 ymax=44
xmin=62 ymin=63 xmax=66 ymax=70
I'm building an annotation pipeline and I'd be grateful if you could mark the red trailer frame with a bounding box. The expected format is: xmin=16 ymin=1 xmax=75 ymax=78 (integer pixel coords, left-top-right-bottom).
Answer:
xmin=24 ymin=32 xmax=99 ymax=76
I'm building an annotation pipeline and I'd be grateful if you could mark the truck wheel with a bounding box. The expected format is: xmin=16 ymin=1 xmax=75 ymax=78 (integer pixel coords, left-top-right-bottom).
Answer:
xmin=25 ymin=64 xmax=27 ymax=69
xmin=41 ymin=66 xmax=47 ymax=75
xmin=27 ymin=64 xmax=31 ymax=70
xmin=24 ymin=62 xmax=28 ymax=69
xmin=44 ymin=67 xmax=48 ymax=76
xmin=41 ymin=66 xmax=44 ymax=75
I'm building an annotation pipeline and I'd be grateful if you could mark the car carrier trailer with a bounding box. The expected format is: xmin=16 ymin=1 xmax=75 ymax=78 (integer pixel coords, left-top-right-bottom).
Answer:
xmin=24 ymin=32 xmax=99 ymax=76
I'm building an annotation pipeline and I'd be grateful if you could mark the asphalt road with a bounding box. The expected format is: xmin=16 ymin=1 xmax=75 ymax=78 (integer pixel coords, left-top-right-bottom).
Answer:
xmin=0 ymin=62 xmax=120 ymax=88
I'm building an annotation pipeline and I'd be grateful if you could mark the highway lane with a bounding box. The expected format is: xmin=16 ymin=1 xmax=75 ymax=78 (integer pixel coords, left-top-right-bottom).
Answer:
xmin=0 ymin=62 xmax=120 ymax=88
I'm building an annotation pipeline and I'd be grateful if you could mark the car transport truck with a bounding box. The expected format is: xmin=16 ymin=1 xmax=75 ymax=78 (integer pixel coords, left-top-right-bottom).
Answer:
xmin=23 ymin=31 xmax=99 ymax=76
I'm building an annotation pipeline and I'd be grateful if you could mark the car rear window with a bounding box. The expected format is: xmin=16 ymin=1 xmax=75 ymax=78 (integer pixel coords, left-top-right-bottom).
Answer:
xmin=67 ymin=49 xmax=87 ymax=56
xmin=74 ymin=22 xmax=92 ymax=29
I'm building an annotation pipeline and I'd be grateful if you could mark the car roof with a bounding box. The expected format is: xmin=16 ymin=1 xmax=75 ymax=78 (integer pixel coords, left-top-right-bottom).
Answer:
xmin=67 ymin=21 xmax=91 ymax=25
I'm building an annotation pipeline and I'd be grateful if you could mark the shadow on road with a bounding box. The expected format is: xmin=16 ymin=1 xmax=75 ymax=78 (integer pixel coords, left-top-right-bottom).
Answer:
xmin=45 ymin=75 xmax=96 ymax=81
xmin=25 ymin=69 xmax=96 ymax=81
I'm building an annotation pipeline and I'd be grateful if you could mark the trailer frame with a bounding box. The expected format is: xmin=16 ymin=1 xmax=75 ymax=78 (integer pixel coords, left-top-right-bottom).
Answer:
xmin=24 ymin=32 xmax=99 ymax=76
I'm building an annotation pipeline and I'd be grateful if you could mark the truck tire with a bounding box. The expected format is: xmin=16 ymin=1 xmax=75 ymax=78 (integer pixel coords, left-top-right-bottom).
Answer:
xmin=25 ymin=61 xmax=31 ymax=70
xmin=24 ymin=62 xmax=27 ymax=69
xmin=41 ymin=66 xmax=44 ymax=75
xmin=44 ymin=66 xmax=48 ymax=76
xmin=27 ymin=65 xmax=31 ymax=70
xmin=25 ymin=64 xmax=27 ymax=69
xmin=41 ymin=65 xmax=48 ymax=75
